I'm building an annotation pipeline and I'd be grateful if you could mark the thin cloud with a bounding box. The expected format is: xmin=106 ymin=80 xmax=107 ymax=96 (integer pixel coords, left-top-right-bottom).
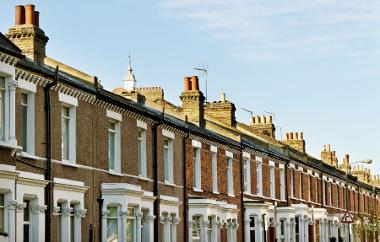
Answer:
xmin=159 ymin=0 xmax=380 ymax=62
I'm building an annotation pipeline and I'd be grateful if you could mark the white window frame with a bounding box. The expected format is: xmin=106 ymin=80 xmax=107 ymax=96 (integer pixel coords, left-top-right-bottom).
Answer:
xmin=192 ymin=140 xmax=202 ymax=191
xmin=0 ymin=193 xmax=5 ymax=235
xmin=256 ymin=156 xmax=263 ymax=196
xmin=59 ymin=93 xmax=77 ymax=163
xmin=107 ymin=206 xmax=119 ymax=242
xmin=108 ymin=120 xmax=121 ymax=173
xmin=243 ymin=152 xmax=251 ymax=194
xmin=226 ymin=152 xmax=234 ymax=196
xmin=0 ymin=74 xmax=17 ymax=147
xmin=280 ymin=164 xmax=285 ymax=201
xmin=0 ymin=76 xmax=6 ymax=142
xmin=137 ymin=127 xmax=147 ymax=178
xmin=126 ymin=207 xmax=136 ymax=242
xmin=19 ymin=79 xmax=36 ymax=155
xmin=164 ymin=137 xmax=174 ymax=184
xmin=249 ymin=215 xmax=258 ymax=242
xmin=269 ymin=161 xmax=275 ymax=199
xmin=23 ymin=199 xmax=32 ymax=241
xmin=211 ymin=146 xmax=218 ymax=193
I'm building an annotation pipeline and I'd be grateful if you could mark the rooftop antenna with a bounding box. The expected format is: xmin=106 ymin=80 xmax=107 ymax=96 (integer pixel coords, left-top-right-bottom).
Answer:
xmin=241 ymin=108 xmax=254 ymax=118
xmin=194 ymin=64 xmax=208 ymax=102
xmin=264 ymin=110 xmax=276 ymax=119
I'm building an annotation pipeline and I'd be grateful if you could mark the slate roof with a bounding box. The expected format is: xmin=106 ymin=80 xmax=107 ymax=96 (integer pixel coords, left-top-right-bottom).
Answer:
xmin=0 ymin=32 xmax=23 ymax=58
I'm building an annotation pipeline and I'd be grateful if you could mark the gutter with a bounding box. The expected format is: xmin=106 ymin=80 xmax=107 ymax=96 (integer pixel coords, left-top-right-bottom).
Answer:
xmin=44 ymin=66 xmax=58 ymax=242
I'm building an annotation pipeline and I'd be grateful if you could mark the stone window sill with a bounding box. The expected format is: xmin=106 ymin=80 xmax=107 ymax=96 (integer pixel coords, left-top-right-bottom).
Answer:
xmin=19 ymin=152 xmax=41 ymax=160
xmin=164 ymin=181 xmax=176 ymax=187
xmin=61 ymin=160 xmax=79 ymax=168
xmin=193 ymin=188 xmax=203 ymax=193
xmin=109 ymin=170 xmax=123 ymax=176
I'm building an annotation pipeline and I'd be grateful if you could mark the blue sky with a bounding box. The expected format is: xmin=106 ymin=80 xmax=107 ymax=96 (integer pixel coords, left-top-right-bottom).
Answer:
xmin=1 ymin=1 xmax=379 ymax=174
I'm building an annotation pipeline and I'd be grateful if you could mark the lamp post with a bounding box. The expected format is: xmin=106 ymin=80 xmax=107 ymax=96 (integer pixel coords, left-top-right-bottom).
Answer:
xmin=345 ymin=159 xmax=372 ymax=242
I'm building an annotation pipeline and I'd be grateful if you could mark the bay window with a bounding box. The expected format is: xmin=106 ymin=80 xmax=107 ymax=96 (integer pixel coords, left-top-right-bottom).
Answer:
xmin=249 ymin=216 xmax=257 ymax=242
xmin=107 ymin=207 xmax=119 ymax=242
xmin=126 ymin=207 xmax=136 ymax=242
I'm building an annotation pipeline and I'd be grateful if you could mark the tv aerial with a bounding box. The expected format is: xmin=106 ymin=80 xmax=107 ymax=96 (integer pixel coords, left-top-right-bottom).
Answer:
xmin=194 ymin=63 xmax=209 ymax=102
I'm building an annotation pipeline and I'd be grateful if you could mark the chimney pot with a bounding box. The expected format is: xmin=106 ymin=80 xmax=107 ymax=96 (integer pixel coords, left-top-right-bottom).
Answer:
xmin=268 ymin=115 xmax=272 ymax=123
xmin=295 ymin=132 xmax=299 ymax=140
xmin=289 ymin=132 xmax=293 ymax=139
xmin=221 ymin=93 xmax=226 ymax=102
xmin=300 ymin=132 xmax=303 ymax=140
xmin=286 ymin=133 xmax=290 ymax=140
xmin=191 ymin=76 xmax=199 ymax=91
xmin=345 ymin=154 xmax=350 ymax=161
xmin=15 ymin=5 xmax=25 ymax=25
xmin=323 ymin=145 xmax=326 ymax=151
xmin=183 ymin=77 xmax=191 ymax=91
xmin=25 ymin=4 xmax=35 ymax=25
xmin=34 ymin=11 xmax=39 ymax=27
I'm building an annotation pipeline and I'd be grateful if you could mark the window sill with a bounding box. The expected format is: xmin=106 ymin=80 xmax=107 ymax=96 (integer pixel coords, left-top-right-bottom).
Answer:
xmin=164 ymin=181 xmax=176 ymax=187
xmin=212 ymin=191 xmax=220 ymax=195
xmin=19 ymin=152 xmax=41 ymax=160
xmin=0 ymin=141 xmax=21 ymax=150
xmin=109 ymin=170 xmax=123 ymax=176
xmin=61 ymin=160 xmax=79 ymax=168
xmin=193 ymin=188 xmax=203 ymax=193
xmin=228 ymin=193 xmax=235 ymax=197
xmin=243 ymin=192 xmax=253 ymax=196
xmin=138 ymin=175 xmax=150 ymax=181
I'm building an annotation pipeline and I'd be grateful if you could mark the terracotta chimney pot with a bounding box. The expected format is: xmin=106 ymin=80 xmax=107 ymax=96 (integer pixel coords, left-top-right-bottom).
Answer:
xmin=289 ymin=132 xmax=294 ymax=139
xmin=300 ymin=132 xmax=303 ymax=140
xmin=25 ymin=4 xmax=35 ymax=25
xmin=34 ymin=11 xmax=39 ymax=27
xmin=15 ymin=5 xmax=25 ymax=25
xmin=295 ymin=132 xmax=299 ymax=140
xmin=183 ymin=77 xmax=191 ymax=91
xmin=191 ymin=76 xmax=199 ymax=91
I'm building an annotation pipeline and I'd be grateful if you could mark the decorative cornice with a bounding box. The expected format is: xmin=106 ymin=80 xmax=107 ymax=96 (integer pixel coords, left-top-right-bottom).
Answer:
xmin=17 ymin=177 xmax=48 ymax=187
xmin=54 ymin=183 xmax=88 ymax=193
xmin=0 ymin=52 xmax=19 ymax=66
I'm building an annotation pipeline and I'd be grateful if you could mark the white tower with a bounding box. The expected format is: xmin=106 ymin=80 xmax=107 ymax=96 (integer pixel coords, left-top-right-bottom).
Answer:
xmin=123 ymin=52 xmax=136 ymax=91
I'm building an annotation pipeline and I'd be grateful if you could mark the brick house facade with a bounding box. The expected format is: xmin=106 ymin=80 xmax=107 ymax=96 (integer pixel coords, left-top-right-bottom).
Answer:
xmin=0 ymin=4 xmax=379 ymax=242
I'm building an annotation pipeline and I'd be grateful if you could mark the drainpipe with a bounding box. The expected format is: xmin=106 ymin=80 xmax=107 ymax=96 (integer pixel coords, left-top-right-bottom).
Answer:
xmin=44 ymin=66 xmax=59 ymax=242
xmin=285 ymin=160 xmax=290 ymax=207
xmin=153 ymin=111 xmax=164 ymax=242
xmin=97 ymin=198 xmax=104 ymax=242
xmin=239 ymin=141 xmax=245 ymax=242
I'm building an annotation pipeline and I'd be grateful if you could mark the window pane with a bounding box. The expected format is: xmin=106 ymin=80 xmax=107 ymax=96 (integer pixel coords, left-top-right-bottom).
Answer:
xmin=23 ymin=224 xmax=30 ymax=242
xmin=23 ymin=200 xmax=30 ymax=222
xmin=108 ymin=131 xmax=115 ymax=170
xmin=21 ymin=93 xmax=28 ymax=151
xmin=0 ymin=194 xmax=4 ymax=233
xmin=164 ymin=146 xmax=169 ymax=181
xmin=107 ymin=207 xmax=118 ymax=242
xmin=0 ymin=79 xmax=5 ymax=140
xmin=0 ymin=77 xmax=5 ymax=89
xmin=250 ymin=230 xmax=255 ymax=242
xmin=61 ymin=107 xmax=70 ymax=160
xmin=108 ymin=207 xmax=118 ymax=217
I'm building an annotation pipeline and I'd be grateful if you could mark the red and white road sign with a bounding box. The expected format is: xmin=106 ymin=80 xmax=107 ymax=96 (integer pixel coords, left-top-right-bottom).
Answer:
xmin=341 ymin=210 xmax=355 ymax=224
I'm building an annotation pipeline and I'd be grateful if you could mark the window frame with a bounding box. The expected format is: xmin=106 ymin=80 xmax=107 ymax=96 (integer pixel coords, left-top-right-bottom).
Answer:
xmin=126 ymin=207 xmax=136 ymax=242
xmin=211 ymin=147 xmax=218 ymax=193
xmin=164 ymin=137 xmax=174 ymax=184
xmin=280 ymin=165 xmax=285 ymax=200
xmin=23 ymin=198 xmax=32 ymax=242
xmin=269 ymin=161 xmax=275 ymax=199
xmin=0 ymin=194 xmax=5 ymax=235
xmin=107 ymin=206 xmax=119 ymax=242
xmin=243 ymin=156 xmax=251 ymax=194
xmin=59 ymin=93 xmax=77 ymax=163
xmin=108 ymin=120 xmax=121 ymax=173
xmin=0 ymin=76 xmax=5 ymax=141
xmin=256 ymin=156 xmax=263 ymax=196
xmin=137 ymin=128 xmax=147 ymax=178
xmin=192 ymin=146 xmax=201 ymax=191
xmin=227 ymin=155 xmax=234 ymax=196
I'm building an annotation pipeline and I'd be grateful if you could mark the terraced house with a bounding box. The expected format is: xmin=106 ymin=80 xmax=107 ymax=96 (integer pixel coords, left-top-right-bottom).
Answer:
xmin=0 ymin=4 xmax=379 ymax=242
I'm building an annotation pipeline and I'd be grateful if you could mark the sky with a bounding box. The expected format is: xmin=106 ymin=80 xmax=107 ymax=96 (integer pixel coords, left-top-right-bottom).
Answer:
xmin=1 ymin=0 xmax=379 ymax=174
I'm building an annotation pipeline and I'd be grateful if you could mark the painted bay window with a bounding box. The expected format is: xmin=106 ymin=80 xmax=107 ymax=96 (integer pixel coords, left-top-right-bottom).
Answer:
xmin=0 ymin=77 xmax=5 ymax=141
xmin=164 ymin=138 xmax=174 ymax=184
xmin=279 ymin=219 xmax=286 ymax=242
xmin=138 ymin=128 xmax=147 ymax=177
xmin=243 ymin=156 xmax=251 ymax=194
xmin=269 ymin=161 xmax=275 ymax=199
xmin=107 ymin=207 xmax=119 ymax=242
xmin=0 ymin=194 xmax=4 ymax=235
xmin=192 ymin=146 xmax=201 ymax=190
xmin=295 ymin=217 xmax=300 ymax=242
xmin=280 ymin=165 xmax=285 ymax=200
xmin=0 ymin=75 xmax=17 ymax=146
xmin=227 ymin=156 xmax=234 ymax=196
xmin=211 ymin=147 xmax=218 ymax=193
xmin=126 ymin=207 xmax=136 ymax=242
xmin=59 ymin=93 xmax=77 ymax=163
xmin=192 ymin=216 xmax=201 ymax=242
xmin=23 ymin=199 xmax=31 ymax=242
xmin=256 ymin=156 xmax=263 ymax=196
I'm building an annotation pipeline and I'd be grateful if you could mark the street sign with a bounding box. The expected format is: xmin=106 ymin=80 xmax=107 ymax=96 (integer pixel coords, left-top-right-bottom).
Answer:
xmin=341 ymin=210 xmax=355 ymax=224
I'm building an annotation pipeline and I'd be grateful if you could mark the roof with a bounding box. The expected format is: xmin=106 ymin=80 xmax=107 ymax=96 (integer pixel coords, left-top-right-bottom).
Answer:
xmin=0 ymin=32 xmax=23 ymax=58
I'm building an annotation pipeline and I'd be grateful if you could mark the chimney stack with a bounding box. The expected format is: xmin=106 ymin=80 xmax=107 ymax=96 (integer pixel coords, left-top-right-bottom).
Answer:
xmin=204 ymin=93 xmax=237 ymax=126
xmin=320 ymin=144 xmax=338 ymax=167
xmin=283 ymin=131 xmax=305 ymax=153
xmin=180 ymin=76 xmax=205 ymax=127
xmin=6 ymin=5 xmax=49 ymax=63
xmin=249 ymin=115 xmax=276 ymax=138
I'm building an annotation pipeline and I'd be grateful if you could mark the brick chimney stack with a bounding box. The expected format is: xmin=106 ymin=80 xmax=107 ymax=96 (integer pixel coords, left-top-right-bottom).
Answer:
xmin=339 ymin=154 xmax=351 ymax=173
xmin=249 ymin=115 xmax=276 ymax=138
xmin=180 ymin=76 xmax=205 ymax=127
xmin=6 ymin=5 xmax=49 ymax=63
xmin=204 ymin=93 xmax=237 ymax=126
xmin=320 ymin=144 xmax=338 ymax=168
xmin=283 ymin=132 xmax=305 ymax=153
